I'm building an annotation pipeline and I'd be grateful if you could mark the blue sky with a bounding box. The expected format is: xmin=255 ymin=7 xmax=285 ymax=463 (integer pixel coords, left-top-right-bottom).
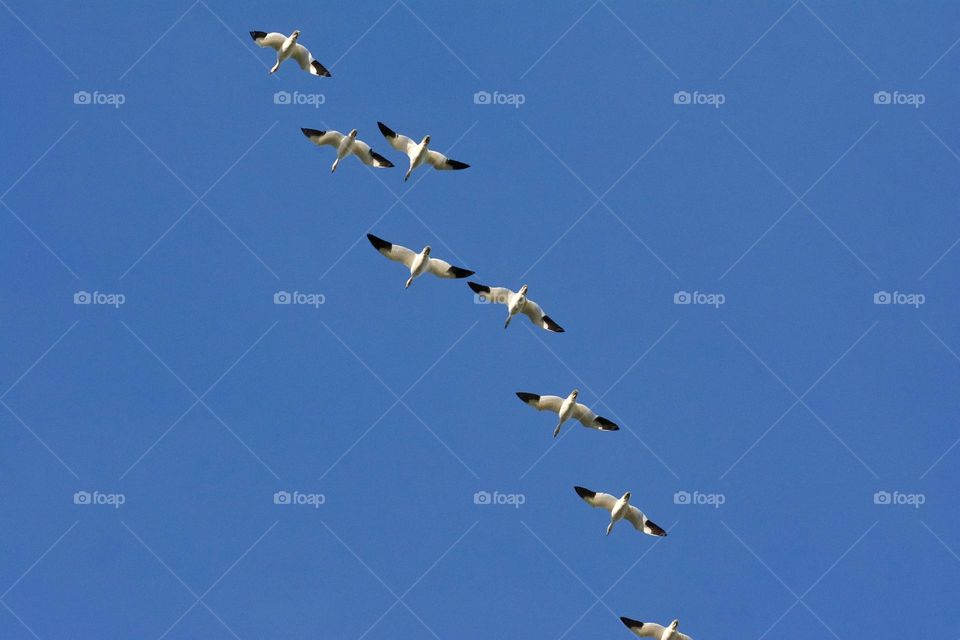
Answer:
xmin=1 ymin=1 xmax=959 ymax=638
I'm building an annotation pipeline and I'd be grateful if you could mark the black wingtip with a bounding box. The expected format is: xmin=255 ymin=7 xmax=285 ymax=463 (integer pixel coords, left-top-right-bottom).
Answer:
xmin=366 ymin=233 xmax=391 ymax=251
xmin=250 ymin=30 xmax=267 ymax=41
xmin=311 ymin=60 xmax=332 ymax=77
xmin=620 ymin=617 xmax=643 ymax=629
xmin=647 ymin=521 xmax=668 ymax=537
xmin=369 ymin=151 xmax=394 ymax=168
xmin=446 ymin=159 xmax=470 ymax=170
xmin=467 ymin=281 xmax=489 ymax=294
xmin=301 ymin=128 xmax=324 ymax=138
xmin=377 ymin=121 xmax=396 ymax=139
xmin=447 ymin=266 xmax=474 ymax=279
xmin=543 ymin=315 xmax=565 ymax=333
xmin=516 ymin=392 xmax=539 ymax=404
xmin=595 ymin=416 xmax=619 ymax=431
xmin=574 ymin=486 xmax=595 ymax=500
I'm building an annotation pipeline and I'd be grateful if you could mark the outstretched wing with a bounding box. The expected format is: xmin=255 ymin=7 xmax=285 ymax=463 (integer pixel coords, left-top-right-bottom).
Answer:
xmin=574 ymin=486 xmax=618 ymax=511
xmin=624 ymin=506 xmax=668 ymax=537
xmin=620 ymin=618 xmax=667 ymax=639
xmin=289 ymin=43 xmax=331 ymax=77
xmin=426 ymin=258 xmax=473 ymax=279
xmin=468 ymin=282 xmax=513 ymax=305
xmin=571 ymin=404 xmax=618 ymax=431
xmin=424 ymin=149 xmax=470 ymax=171
xmin=520 ymin=299 xmax=564 ymax=332
xmin=366 ymin=234 xmax=416 ymax=267
xmin=378 ymin=122 xmax=418 ymax=157
xmin=301 ymin=128 xmax=343 ymax=148
xmin=250 ymin=31 xmax=286 ymax=50
xmin=515 ymin=392 xmax=565 ymax=414
xmin=350 ymin=140 xmax=394 ymax=168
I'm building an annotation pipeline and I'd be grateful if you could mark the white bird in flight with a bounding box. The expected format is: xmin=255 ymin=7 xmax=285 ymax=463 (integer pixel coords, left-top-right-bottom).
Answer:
xmin=620 ymin=617 xmax=691 ymax=640
xmin=250 ymin=30 xmax=331 ymax=77
xmin=516 ymin=390 xmax=618 ymax=437
xmin=467 ymin=282 xmax=564 ymax=332
xmin=574 ymin=486 xmax=667 ymax=537
xmin=377 ymin=122 xmax=470 ymax=181
xmin=367 ymin=234 xmax=474 ymax=289
xmin=301 ymin=128 xmax=394 ymax=172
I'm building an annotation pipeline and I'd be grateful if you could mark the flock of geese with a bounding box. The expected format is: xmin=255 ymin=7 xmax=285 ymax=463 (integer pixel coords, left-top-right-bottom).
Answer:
xmin=252 ymin=27 xmax=693 ymax=640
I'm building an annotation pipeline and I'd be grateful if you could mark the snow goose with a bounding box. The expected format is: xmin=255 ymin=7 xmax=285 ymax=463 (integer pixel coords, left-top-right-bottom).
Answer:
xmin=516 ymin=390 xmax=618 ymax=437
xmin=377 ymin=121 xmax=469 ymax=181
xmin=302 ymin=128 xmax=394 ymax=172
xmin=574 ymin=487 xmax=667 ymax=537
xmin=367 ymin=234 xmax=474 ymax=289
xmin=467 ymin=282 xmax=563 ymax=332
xmin=250 ymin=30 xmax=331 ymax=77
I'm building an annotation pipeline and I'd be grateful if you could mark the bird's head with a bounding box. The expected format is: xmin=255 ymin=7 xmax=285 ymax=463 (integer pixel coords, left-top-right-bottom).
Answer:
xmin=423 ymin=246 xmax=432 ymax=255
xmin=291 ymin=30 xmax=301 ymax=39
xmin=622 ymin=491 xmax=632 ymax=501
xmin=570 ymin=389 xmax=579 ymax=399
xmin=519 ymin=284 xmax=529 ymax=295
xmin=422 ymin=135 xmax=431 ymax=145
xmin=349 ymin=129 xmax=358 ymax=138
xmin=670 ymin=619 xmax=679 ymax=629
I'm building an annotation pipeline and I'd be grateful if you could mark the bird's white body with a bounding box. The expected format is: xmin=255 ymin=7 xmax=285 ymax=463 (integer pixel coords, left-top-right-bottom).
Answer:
xmin=607 ymin=493 xmax=631 ymax=535
xmin=407 ymin=249 xmax=431 ymax=287
xmin=555 ymin=390 xmax=578 ymax=437
xmin=274 ymin=32 xmax=298 ymax=71
xmin=505 ymin=285 xmax=529 ymax=328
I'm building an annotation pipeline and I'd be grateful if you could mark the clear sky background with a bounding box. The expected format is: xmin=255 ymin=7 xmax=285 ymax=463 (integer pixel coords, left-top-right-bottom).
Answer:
xmin=1 ymin=1 xmax=958 ymax=638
